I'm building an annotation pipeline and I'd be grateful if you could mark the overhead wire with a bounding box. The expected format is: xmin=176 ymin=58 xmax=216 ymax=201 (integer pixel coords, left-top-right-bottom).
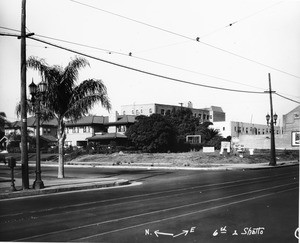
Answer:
xmin=0 ymin=26 xmax=266 ymax=91
xmin=200 ymin=0 xmax=285 ymax=38
xmin=69 ymin=0 xmax=300 ymax=80
xmin=275 ymin=93 xmax=300 ymax=104
xmin=28 ymin=36 xmax=265 ymax=94
xmin=1 ymin=28 xmax=300 ymax=103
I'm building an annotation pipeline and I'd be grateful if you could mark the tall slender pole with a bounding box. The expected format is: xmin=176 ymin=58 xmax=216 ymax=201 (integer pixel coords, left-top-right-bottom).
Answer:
xmin=33 ymin=98 xmax=44 ymax=189
xmin=268 ymin=73 xmax=276 ymax=166
xmin=20 ymin=0 xmax=29 ymax=189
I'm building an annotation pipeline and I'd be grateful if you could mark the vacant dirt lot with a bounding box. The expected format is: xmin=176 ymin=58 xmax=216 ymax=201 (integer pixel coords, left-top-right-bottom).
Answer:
xmin=70 ymin=150 xmax=299 ymax=167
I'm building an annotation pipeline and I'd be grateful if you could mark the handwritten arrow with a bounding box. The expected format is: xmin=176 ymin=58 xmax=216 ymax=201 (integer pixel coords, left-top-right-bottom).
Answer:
xmin=154 ymin=230 xmax=174 ymax=237
xmin=173 ymin=230 xmax=189 ymax=238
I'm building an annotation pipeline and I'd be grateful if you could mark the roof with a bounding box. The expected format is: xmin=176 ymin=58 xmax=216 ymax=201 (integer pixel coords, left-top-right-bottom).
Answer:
xmin=40 ymin=135 xmax=57 ymax=143
xmin=87 ymin=133 xmax=127 ymax=141
xmin=5 ymin=117 xmax=58 ymax=128
xmin=66 ymin=116 xmax=109 ymax=127
xmin=108 ymin=115 xmax=136 ymax=126
xmin=204 ymin=106 xmax=224 ymax=112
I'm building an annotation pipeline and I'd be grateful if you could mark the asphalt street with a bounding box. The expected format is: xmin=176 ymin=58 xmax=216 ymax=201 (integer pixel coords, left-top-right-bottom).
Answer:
xmin=0 ymin=165 xmax=298 ymax=243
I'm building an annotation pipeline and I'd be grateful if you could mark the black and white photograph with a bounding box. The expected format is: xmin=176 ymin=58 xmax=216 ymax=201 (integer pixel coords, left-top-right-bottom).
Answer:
xmin=0 ymin=0 xmax=299 ymax=242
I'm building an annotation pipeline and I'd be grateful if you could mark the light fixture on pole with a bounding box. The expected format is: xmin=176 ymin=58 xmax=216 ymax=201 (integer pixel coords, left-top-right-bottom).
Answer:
xmin=29 ymin=79 xmax=46 ymax=189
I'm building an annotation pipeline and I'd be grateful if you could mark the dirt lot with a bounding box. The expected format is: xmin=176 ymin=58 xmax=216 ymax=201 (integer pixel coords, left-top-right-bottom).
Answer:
xmin=70 ymin=150 xmax=299 ymax=167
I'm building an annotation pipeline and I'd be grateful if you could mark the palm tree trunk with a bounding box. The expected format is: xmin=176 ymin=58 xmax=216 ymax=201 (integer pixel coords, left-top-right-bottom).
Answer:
xmin=57 ymin=119 xmax=65 ymax=178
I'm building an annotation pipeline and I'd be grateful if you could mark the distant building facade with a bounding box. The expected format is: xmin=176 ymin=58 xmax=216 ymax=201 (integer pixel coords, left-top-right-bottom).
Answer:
xmin=65 ymin=116 xmax=109 ymax=147
xmin=212 ymin=121 xmax=281 ymax=138
xmin=212 ymin=106 xmax=300 ymax=150
xmin=121 ymin=103 xmax=225 ymax=123
xmin=282 ymin=105 xmax=300 ymax=134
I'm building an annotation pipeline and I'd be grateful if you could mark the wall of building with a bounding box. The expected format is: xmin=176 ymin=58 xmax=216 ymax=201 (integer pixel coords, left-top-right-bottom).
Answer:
xmin=121 ymin=103 xmax=211 ymax=122
xmin=65 ymin=126 xmax=94 ymax=146
xmin=212 ymin=121 xmax=281 ymax=138
xmin=121 ymin=104 xmax=155 ymax=116
xmin=283 ymin=105 xmax=300 ymax=133
xmin=212 ymin=111 xmax=226 ymax=122
xmin=236 ymin=133 xmax=298 ymax=150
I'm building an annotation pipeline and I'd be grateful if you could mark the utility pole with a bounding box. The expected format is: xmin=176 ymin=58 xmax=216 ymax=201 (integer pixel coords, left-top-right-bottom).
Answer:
xmin=267 ymin=73 xmax=276 ymax=166
xmin=20 ymin=0 xmax=29 ymax=189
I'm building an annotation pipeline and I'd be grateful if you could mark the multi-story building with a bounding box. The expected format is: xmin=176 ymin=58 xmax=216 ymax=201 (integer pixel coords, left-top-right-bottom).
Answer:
xmin=282 ymin=105 xmax=300 ymax=147
xmin=65 ymin=116 xmax=109 ymax=147
xmin=120 ymin=103 xmax=225 ymax=123
xmin=212 ymin=121 xmax=281 ymax=138
xmin=282 ymin=105 xmax=300 ymax=134
xmin=1 ymin=117 xmax=58 ymax=150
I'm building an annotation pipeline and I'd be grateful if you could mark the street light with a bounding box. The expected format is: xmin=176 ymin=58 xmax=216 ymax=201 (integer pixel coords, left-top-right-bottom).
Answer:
xmin=266 ymin=112 xmax=278 ymax=166
xmin=265 ymin=73 xmax=278 ymax=166
xmin=29 ymin=78 xmax=46 ymax=189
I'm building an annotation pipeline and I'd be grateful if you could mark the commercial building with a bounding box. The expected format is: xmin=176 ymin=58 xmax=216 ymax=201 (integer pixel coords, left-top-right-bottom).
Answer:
xmin=121 ymin=103 xmax=225 ymax=123
xmin=212 ymin=105 xmax=300 ymax=150
xmin=212 ymin=121 xmax=281 ymax=138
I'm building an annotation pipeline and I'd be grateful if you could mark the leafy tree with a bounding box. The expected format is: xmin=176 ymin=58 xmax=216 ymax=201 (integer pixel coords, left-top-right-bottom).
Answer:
xmin=125 ymin=114 xmax=177 ymax=152
xmin=24 ymin=56 xmax=111 ymax=178
xmin=0 ymin=112 xmax=7 ymax=140
xmin=168 ymin=108 xmax=200 ymax=137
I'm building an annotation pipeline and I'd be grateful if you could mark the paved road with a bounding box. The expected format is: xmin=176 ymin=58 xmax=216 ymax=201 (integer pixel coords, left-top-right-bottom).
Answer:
xmin=0 ymin=165 xmax=298 ymax=242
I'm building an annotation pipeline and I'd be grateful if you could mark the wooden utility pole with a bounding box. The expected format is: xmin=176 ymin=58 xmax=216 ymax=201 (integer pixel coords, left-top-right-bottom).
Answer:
xmin=20 ymin=0 xmax=29 ymax=189
xmin=268 ymin=73 xmax=276 ymax=166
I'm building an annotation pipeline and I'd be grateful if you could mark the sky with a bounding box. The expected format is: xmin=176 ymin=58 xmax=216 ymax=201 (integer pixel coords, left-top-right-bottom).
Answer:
xmin=0 ymin=0 xmax=300 ymax=125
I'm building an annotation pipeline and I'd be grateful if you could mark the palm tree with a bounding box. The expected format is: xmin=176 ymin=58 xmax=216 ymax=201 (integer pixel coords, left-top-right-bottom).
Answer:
xmin=26 ymin=56 xmax=111 ymax=178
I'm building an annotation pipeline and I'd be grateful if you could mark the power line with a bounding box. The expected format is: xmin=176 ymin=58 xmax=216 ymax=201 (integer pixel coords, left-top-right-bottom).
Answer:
xmin=69 ymin=0 xmax=300 ymax=80
xmin=200 ymin=0 xmax=285 ymax=38
xmin=34 ymin=35 xmax=267 ymax=91
xmin=275 ymin=93 xmax=300 ymax=104
xmin=2 ymin=27 xmax=300 ymax=102
xmin=28 ymin=36 xmax=265 ymax=94
xmin=1 ymin=30 xmax=299 ymax=103
xmin=0 ymin=26 xmax=266 ymax=91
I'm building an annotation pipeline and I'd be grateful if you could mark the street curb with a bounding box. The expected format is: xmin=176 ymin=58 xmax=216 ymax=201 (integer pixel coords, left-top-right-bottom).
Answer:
xmin=0 ymin=179 xmax=131 ymax=200
xmin=40 ymin=161 xmax=299 ymax=171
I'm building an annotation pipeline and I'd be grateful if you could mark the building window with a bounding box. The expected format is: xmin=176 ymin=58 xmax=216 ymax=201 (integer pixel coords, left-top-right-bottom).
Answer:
xmin=161 ymin=109 xmax=165 ymax=115
xmin=83 ymin=126 xmax=87 ymax=132
xmin=246 ymin=128 xmax=248 ymax=134
xmin=132 ymin=110 xmax=134 ymax=114
xmin=223 ymin=127 xmax=225 ymax=131
xmin=210 ymin=115 xmax=212 ymax=119
xmin=149 ymin=108 xmax=152 ymax=114
xmin=65 ymin=141 xmax=72 ymax=147
xmin=203 ymin=114 xmax=206 ymax=120
xmin=67 ymin=127 xmax=69 ymax=134
xmin=140 ymin=109 xmax=143 ymax=114
xmin=234 ymin=126 xmax=237 ymax=132
xmin=198 ymin=114 xmax=202 ymax=119
xmin=72 ymin=127 xmax=76 ymax=133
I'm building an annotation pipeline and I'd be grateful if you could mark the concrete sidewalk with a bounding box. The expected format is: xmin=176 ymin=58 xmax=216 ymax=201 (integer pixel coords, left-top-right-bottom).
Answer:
xmin=0 ymin=176 xmax=131 ymax=200
xmin=0 ymin=160 xmax=298 ymax=200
